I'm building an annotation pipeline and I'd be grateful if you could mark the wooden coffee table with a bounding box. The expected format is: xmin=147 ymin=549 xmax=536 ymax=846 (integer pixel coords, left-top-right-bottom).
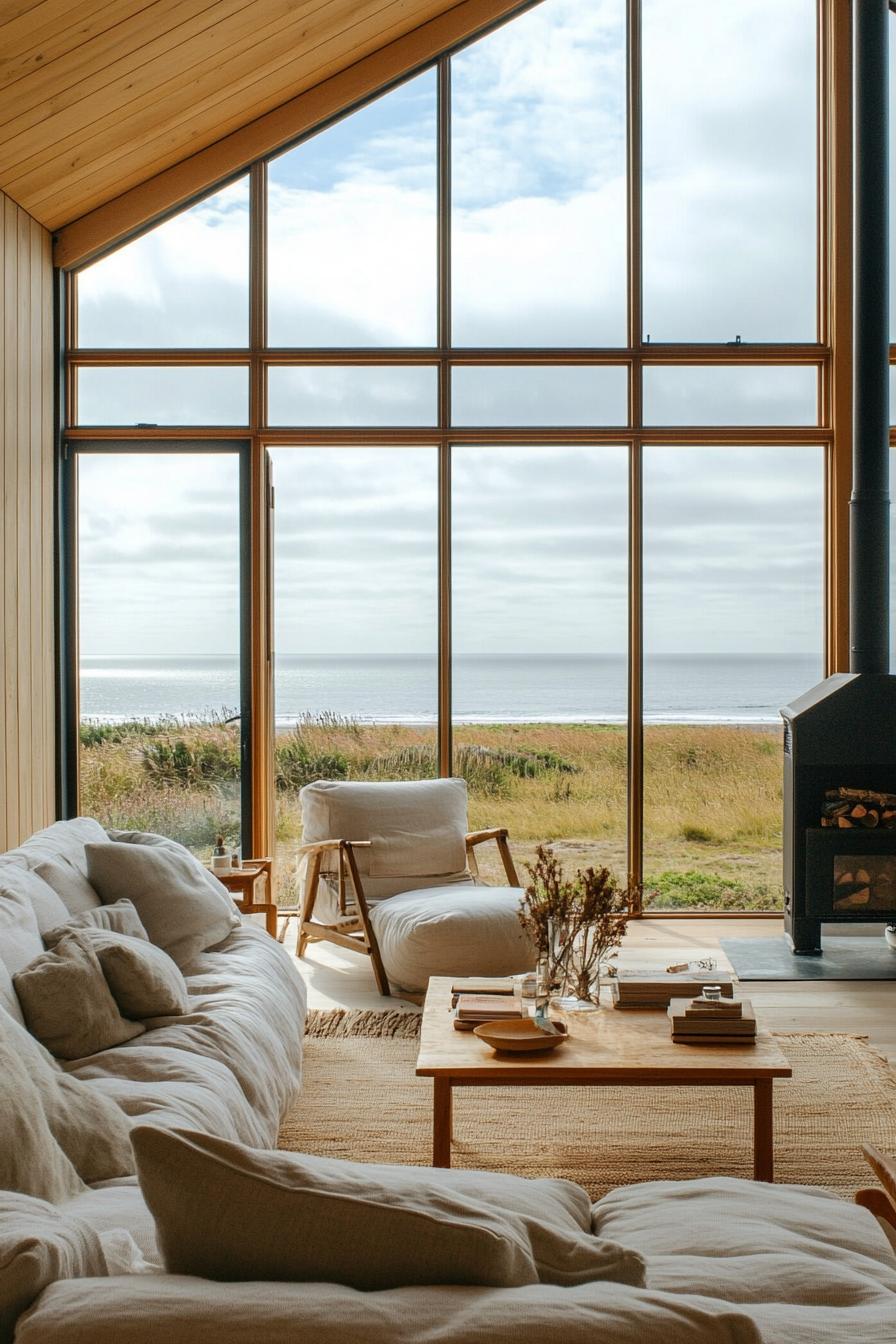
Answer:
xmin=416 ymin=978 xmax=792 ymax=1181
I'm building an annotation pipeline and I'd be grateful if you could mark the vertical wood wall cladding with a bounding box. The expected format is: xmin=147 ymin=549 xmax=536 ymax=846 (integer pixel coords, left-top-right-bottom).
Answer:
xmin=0 ymin=188 xmax=55 ymax=849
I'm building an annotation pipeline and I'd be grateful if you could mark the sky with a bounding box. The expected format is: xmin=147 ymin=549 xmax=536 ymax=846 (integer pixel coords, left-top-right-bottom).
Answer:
xmin=74 ymin=0 xmax=863 ymax=677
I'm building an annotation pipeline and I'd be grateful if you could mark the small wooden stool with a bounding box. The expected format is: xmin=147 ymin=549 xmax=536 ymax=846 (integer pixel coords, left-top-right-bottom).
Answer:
xmin=207 ymin=857 xmax=278 ymax=938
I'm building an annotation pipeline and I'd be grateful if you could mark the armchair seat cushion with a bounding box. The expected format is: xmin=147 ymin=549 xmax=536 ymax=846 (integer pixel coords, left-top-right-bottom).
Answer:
xmin=369 ymin=886 xmax=536 ymax=993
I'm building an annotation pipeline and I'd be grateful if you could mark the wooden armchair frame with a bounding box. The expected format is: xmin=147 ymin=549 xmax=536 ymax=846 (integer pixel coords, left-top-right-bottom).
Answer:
xmin=296 ymin=827 xmax=520 ymax=998
xmin=855 ymin=1143 xmax=896 ymax=1232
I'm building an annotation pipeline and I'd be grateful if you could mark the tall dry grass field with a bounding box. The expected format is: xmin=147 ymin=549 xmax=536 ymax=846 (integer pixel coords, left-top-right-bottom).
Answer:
xmin=79 ymin=715 xmax=783 ymax=911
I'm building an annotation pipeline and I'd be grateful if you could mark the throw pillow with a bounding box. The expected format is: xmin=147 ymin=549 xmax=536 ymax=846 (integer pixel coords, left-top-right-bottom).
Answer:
xmin=43 ymin=899 xmax=149 ymax=947
xmin=0 ymin=866 xmax=68 ymax=935
xmin=0 ymin=1012 xmax=84 ymax=1203
xmin=85 ymin=843 xmax=240 ymax=967
xmin=63 ymin=928 xmax=188 ymax=1019
xmin=0 ymin=1191 xmax=108 ymax=1344
xmin=0 ymin=892 xmax=44 ymax=1024
xmin=132 ymin=1127 xmax=645 ymax=1291
xmin=0 ymin=1008 xmax=133 ymax=1183
xmin=14 ymin=932 xmax=145 ymax=1061
xmin=32 ymin=860 xmax=101 ymax=916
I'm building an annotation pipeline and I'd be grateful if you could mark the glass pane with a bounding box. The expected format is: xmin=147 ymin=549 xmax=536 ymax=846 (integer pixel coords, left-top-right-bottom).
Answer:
xmin=78 ymin=453 xmax=242 ymax=859
xmin=890 ymin=447 xmax=896 ymax=670
xmin=270 ymin=447 xmax=437 ymax=903
xmin=76 ymin=367 xmax=249 ymax=425
xmin=452 ymin=445 xmax=628 ymax=884
xmin=644 ymin=365 xmax=818 ymax=426
xmin=451 ymin=0 xmax=627 ymax=347
xmin=76 ymin=180 xmax=249 ymax=348
xmin=452 ymin=365 xmax=627 ymax=426
xmin=642 ymin=446 xmax=824 ymax=910
xmin=642 ymin=0 xmax=817 ymax=342
xmin=268 ymin=365 xmax=437 ymax=426
xmin=267 ymin=72 xmax=437 ymax=346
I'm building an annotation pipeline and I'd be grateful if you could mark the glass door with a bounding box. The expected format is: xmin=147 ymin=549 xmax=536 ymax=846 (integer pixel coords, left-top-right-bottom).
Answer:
xmin=64 ymin=441 xmax=251 ymax=859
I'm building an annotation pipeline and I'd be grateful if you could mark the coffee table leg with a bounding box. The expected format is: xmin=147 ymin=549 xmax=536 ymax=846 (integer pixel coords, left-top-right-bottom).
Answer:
xmin=753 ymin=1080 xmax=774 ymax=1182
xmin=433 ymin=1077 xmax=452 ymax=1168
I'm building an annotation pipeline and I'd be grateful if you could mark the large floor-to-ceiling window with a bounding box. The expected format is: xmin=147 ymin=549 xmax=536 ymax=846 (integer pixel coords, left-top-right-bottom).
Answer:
xmin=65 ymin=0 xmax=844 ymax=911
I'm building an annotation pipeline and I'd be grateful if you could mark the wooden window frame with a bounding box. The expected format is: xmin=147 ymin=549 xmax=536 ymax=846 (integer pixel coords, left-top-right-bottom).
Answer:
xmin=61 ymin=0 xmax=854 ymax=917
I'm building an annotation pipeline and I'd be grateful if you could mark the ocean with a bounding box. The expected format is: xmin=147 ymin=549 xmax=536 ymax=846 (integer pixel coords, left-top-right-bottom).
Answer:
xmin=79 ymin=653 xmax=822 ymax=726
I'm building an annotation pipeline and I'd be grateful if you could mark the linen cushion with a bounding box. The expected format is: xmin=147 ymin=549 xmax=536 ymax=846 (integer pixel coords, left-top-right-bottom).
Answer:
xmin=1 ymin=1008 xmax=133 ymax=1183
xmin=0 ymin=891 xmax=44 ymax=1023
xmin=85 ymin=842 xmax=240 ymax=967
xmin=0 ymin=1010 xmax=84 ymax=1202
xmin=1 ymin=818 xmax=108 ymax=879
xmin=14 ymin=932 xmax=145 ymax=1061
xmin=60 ymin=928 xmax=188 ymax=1019
xmin=369 ymin=885 xmax=536 ymax=992
xmin=0 ymin=866 xmax=69 ymax=936
xmin=132 ymin=1126 xmax=644 ymax=1290
xmin=16 ymin=1279 xmax=765 ymax=1344
xmin=33 ymin=860 xmax=102 ymax=916
xmin=43 ymin=899 xmax=149 ymax=946
xmin=300 ymin=778 xmax=474 ymax=902
xmin=0 ymin=1192 xmax=108 ymax=1344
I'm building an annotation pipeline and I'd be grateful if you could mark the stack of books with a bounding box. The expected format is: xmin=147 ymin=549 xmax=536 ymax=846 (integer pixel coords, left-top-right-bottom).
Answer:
xmin=668 ymin=996 xmax=756 ymax=1044
xmin=454 ymin=993 xmax=522 ymax=1030
xmin=610 ymin=969 xmax=736 ymax=1009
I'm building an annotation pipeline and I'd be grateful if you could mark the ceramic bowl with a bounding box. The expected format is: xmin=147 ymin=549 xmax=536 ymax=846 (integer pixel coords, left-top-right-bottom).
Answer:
xmin=473 ymin=1018 xmax=568 ymax=1054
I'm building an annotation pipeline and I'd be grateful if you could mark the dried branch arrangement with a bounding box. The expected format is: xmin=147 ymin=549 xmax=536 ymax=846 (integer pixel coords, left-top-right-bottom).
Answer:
xmin=518 ymin=844 xmax=635 ymax=1003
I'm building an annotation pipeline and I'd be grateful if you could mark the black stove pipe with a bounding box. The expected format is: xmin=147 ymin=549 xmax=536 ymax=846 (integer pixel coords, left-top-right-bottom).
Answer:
xmin=851 ymin=0 xmax=890 ymax=674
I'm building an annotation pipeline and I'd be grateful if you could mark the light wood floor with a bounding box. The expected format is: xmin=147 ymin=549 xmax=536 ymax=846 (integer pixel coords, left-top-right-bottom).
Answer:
xmin=283 ymin=915 xmax=896 ymax=1065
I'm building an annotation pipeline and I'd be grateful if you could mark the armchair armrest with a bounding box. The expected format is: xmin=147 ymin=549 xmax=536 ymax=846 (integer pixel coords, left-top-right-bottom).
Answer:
xmin=298 ymin=839 xmax=372 ymax=856
xmin=465 ymin=827 xmax=509 ymax=847
xmin=464 ymin=827 xmax=519 ymax=887
xmin=858 ymin=1144 xmax=896 ymax=1229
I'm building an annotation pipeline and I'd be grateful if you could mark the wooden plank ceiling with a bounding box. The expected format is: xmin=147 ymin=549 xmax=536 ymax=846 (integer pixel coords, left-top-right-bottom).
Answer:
xmin=0 ymin=0 xmax=512 ymax=235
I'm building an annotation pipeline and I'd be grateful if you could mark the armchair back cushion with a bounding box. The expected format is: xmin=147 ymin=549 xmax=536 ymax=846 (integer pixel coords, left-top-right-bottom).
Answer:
xmin=300 ymin=779 xmax=474 ymax=902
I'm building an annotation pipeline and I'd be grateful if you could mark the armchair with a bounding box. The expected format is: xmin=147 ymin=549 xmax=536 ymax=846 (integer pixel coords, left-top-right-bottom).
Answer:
xmin=296 ymin=779 xmax=534 ymax=996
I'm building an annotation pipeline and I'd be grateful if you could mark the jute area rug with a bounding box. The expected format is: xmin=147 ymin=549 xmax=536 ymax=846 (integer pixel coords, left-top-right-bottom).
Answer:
xmin=277 ymin=1009 xmax=896 ymax=1202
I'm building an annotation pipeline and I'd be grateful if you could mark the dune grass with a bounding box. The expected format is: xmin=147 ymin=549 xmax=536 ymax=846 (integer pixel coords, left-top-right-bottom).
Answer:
xmin=78 ymin=715 xmax=784 ymax=911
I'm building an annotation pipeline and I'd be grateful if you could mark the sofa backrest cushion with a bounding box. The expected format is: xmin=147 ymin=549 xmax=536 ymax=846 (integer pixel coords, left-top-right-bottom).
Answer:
xmin=0 ymin=1191 xmax=109 ymax=1344
xmin=0 ymin=1006 xmax=134 ymax=1184
xmin=14 ymin=933 xmax=145 ymax=1062
xmin=300 ymin=779 xmax=474 ymax=901
xmin=0 ymin=1008 xmax=85 ymax=1202
xmin=85 ymin=843 xmax=240 ymax=968
xmin=0 ymin=867 xmax=68 ymax=936
xmin=2 ymin=819 xmax=109 ymax=878
xmin=132 ymin=1126 xmax=645 ymax=1291
xmin=0 ymin=891 xmax=44 ymax=1024
xmin=33 ymin=861 xmax=102 ymax=917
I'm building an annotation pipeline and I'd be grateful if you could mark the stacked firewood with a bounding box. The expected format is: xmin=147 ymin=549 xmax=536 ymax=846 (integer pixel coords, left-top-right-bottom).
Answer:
xmin=820 ymin=787 xmax=896 ymax=829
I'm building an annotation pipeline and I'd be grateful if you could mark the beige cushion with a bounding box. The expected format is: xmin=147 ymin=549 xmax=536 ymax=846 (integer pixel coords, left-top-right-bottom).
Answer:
xmin=0 ymin=891 xmax=44 ymax=1024
xmin=85 ymin=842 xmax=240 ymax=967
xmin=0 ymin=1008 xmax=133 ymax=1184
xmin=132 ymin=1126 xmax=644 ymax=1290
xmin=0 ymin=1191 xmax=109 ymax=1344
xmin=0 ymin=963 xmax=22 ymax=1027
xmin=43 ymin=899 xmax=149 ymax=946
xmin=14 ymin=932 xmax=145 ymax=1061
xmin=300 ymin=778 xmax=474 ymax=902
xmin=33 ymin=860 xmax=102 ymax=916
xmin=0 ymin=1010 xmax=84 ymax=1202
xmin=0 ymin=867 xmax=69 ymax=935
xmin=370 ymin=886 xmax=536 ymax=992
xmin=66 ymin=928 xmax=188 ymax=1019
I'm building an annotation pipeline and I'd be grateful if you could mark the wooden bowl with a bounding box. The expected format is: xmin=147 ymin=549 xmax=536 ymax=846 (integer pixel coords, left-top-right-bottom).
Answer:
xmin=473 ymin=1018 xmax=568 ymax=1054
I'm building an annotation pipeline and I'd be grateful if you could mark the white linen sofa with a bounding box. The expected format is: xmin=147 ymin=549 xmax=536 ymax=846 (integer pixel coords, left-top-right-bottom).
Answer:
xmin=2 ymin=819 xmax=896 ymax=1343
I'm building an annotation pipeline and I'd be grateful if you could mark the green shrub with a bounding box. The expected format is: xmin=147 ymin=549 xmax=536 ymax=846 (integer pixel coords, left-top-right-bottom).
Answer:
xmin=275 ymin=732 xmax=350 ymax=791
xmin=141 ymin=738 xmax=240 ymax=788
xmin=645 ymin=869 xmax=780 ymax=912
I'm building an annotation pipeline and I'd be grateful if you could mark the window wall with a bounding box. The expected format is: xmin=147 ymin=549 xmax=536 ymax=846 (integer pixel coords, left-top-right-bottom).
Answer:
xmin=65 ymin=0 xmax=842 ymax=913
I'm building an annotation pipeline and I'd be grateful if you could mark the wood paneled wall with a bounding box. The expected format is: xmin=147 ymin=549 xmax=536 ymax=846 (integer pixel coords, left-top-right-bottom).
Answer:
xmin=0 ymin=188 xmax=56 ymax=850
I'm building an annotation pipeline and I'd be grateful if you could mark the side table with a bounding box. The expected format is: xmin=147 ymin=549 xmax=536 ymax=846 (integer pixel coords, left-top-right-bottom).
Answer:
xmin=207 ymin=858 xmax=278 ymax=938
